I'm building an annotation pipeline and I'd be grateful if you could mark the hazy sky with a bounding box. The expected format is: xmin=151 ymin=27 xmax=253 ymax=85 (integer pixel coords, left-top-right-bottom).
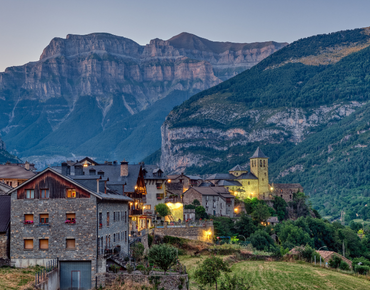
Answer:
xmin=1 ymin=0 xmax=370 ymax=72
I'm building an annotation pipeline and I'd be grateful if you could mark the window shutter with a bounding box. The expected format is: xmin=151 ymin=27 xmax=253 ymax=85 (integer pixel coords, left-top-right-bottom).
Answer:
xmin=66 ymin=239 xmax=75 ymax=249
xmin=66 ymin=213 xmax=76 ymax=219
xmin=25 ymin=214 xmax=33 ymax=222
xmin=39 ymin=239 xmax=48 ymax=249
xmin=24 ymin=239 xmax=33 ymax=249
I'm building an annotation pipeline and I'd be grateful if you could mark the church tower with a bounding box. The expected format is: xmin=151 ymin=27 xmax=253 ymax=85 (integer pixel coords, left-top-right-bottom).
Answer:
xmin=250 ymin=147 xmax=269 ymax=197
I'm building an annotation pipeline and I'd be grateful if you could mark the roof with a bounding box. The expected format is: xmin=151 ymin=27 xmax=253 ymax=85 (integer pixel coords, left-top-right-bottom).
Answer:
xmin=0 ymin=196 xmax=10 ymax=232
xmin=186 ymin=175 xmax=203 ymax=180
xmin=0 ymin=165 xmax=35 ymax=179
xmin=142 ymin=165 xmax=166 ymax=180
xmin=236 ymin=172 xmax=258 ymax=180
xmin=250 ymin=147 xmax=268 ymax=159
xmin=229 ymin=165 xmax=247 ymax=172
xmin=189 ymin=187 xmax=232 ymax=196
xmin=217 ymin=180 xmax=242 ymax=186
xmin=206 ymin=173 xmax=235 ymax=180
xmin=8 ymin=167 xmax=132 ymax=202
xmin=267 ymin=216 xmax=279 ymax=223
xmin=198 ymin=182 xmax=214 ymax=187
xmin=0 ymin=181 xmax=12 ymax=195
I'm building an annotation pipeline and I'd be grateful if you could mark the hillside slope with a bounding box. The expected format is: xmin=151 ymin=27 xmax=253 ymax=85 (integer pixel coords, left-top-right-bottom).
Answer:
xmin=160 ymin=27 xmax=370 ymax=219
xmin=0 ymin=33 xmax=286 ymax=167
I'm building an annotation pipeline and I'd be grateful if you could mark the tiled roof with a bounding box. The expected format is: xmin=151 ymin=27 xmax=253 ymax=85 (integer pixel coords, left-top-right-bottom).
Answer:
xmin=250 ymin=147 xmax=268 ymax=159
xmin=142 ymin=165 xmax=166 ymax=180
xmin=217 ymin=180 xmax=242 ymax=186
xmin=0 ymin=165 xmax=35 ymax=179
xmin=190 ymin=187 xmax=231 ymax=196
xmin=0 ymin=196 xmax=10 ymax=232
xmin=236 ymin=172 xmax=258 ymax=180
xmin=229 ymin=165 xmax=246 ymax=172
xmin=206 ymin=173 xmax=235 ymax=180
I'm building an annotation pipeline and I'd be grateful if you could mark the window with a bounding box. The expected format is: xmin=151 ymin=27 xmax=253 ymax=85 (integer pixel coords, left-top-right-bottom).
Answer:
xmin=248 ymin=181 xmax=250 ymax=185
xmin=66 ymin=213 xmax=76 ymax=224
xmin=145 ymin=205 xmax=151 ymax=210
xmin=263 ymin=160 xmax=266 ymax=167
xmin=107 ymin=212 xmax=110 ymax=227
xmin=99 ymin=213 xmax=102 ymax=229
xmin=39 ymin=214 xmax=49 ymax=224
xmin=114 ymin=234 xmax=116 ymax=242
xmin=281 ymin=195 xmax=283 ymax=198
xmin=156 ymin=183 xmax=162 ymax=189
xmin=290 ymin=195 xmax=292 ymax=200
xmin=40 ymin=189 xmax=49 ymax=199
xmin=114 ymin=212 xmax=116 ymax=222
xmin=26 ymin=189 xmax=34 ymax=199
xmin=39 ymin=239 xmax=49 ymax=250
xmin=125 ymin=211 xmax=127 ymax=223
xmin=24 ymin=214 xmax=34 ymax=224
xmin=66 ymin=239 xmax=76 ymax=249
xmin=125 ymin=231 xmax=127 ymax=242
xmin=260 ymin=160 xmax=262 ymax=167
xmin=66 ymin=189 xmax=76 ymax=198
xmin=24 ymin=239 xmax=33 ymax=250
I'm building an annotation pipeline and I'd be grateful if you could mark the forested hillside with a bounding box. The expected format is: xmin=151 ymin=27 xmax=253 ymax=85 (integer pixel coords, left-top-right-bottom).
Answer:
xmin=160 ymin=26 xmax=370 ymax=220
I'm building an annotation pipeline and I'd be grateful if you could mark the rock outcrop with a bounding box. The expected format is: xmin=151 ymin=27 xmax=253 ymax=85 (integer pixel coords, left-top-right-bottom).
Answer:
xmin=0 ymin=33 xmax=286 ymax=164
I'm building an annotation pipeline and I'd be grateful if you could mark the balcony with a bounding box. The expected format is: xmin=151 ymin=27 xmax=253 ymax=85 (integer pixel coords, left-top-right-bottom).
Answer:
xmin=165 ymin=196 xmax=182 ymax=203
xmin=156 ymin=194 xmax=164 ymax=200
xmin=130 ymin=209 xmax=143 ymax=216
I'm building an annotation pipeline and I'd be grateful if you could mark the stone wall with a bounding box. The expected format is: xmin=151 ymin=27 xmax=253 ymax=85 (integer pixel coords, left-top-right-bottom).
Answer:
xmin=97 ymin=272 xmax=188 ymax=290
xmin=10 ymin=193 xmax=98 ymax=276
xmin=154 ymin=222 xmax=214 ymax=242
xmin=0 ymin=232 xmax=8 ymax=259
xmin=98 ymin=201 xmax=130 ymax=256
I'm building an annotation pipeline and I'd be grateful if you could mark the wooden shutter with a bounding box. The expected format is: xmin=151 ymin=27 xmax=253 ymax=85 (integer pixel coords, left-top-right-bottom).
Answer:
xmin=39 ymin=239 xmax=48 ymax=249
xmin=24 ymin=239 xmax=33 ymax=249
xmin=25 ymin=214 xmax=33 ymax=222
xmin=66 ymin=239 xmax=75 ymax=249
xmin=66 ymin=213 xmax=76 ymax=219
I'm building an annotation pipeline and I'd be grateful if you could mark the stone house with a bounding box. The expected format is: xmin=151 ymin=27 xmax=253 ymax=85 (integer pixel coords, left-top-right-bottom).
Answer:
xmin=166 ymin=174 xmax=203 ymax=201
xmin=0 ymin=195 xmax=10 ymax=259
xmin=183 ymin=187 xmax=235 ymax=218
xmin=0 ymin=164 xmax=35 ymax=188
xmin=271 ymin=183 xmax=304 ymax=202
xmin=9 ymin=167 xmax=131 ymax=290
xmin=55 ymin=159 xmax=151 ymax=234
xmin=142 ymin=164 xmax=167 ymax=213
xmin=316 ymin=250 xmax=353 ymax=268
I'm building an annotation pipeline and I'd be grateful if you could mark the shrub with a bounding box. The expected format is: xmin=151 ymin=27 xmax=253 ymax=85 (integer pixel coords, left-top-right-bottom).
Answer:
xmin=148 ymin=244 xmax=178 ymax=274
xmin=131 ymin=242 xmax=145 ymax=262
xmin=126 ymin=263 xmax=134 ymax=274
xmin=248 ymin=229 xmax=276 ymax=251
xmin=194 ymin=256 xmax=231 ymax=289
xmin=328 ymin=255 xmax=343 ymax=269
xmin=354 ymin=265 xmax=370 ymax=275
xmin=339 ymin=260 xmax=350 ymax=271
xmin=219 ymin=273 xmax=251 ymax=290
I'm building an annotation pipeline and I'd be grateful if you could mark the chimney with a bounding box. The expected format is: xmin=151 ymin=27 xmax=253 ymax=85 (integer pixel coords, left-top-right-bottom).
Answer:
xmin=120 ymin=160 xmax=128 ymax=177
xmin=75 ymin=164 xmax=83 ymax=175
xmin=24 ymin=161 xmax=30 ymax=171
xmin=62 ymin=162 xmax=70 ymax=176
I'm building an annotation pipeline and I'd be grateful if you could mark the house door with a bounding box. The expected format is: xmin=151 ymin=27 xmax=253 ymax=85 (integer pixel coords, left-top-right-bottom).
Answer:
xmin=60 ymin=261 xmax=91 ymax=290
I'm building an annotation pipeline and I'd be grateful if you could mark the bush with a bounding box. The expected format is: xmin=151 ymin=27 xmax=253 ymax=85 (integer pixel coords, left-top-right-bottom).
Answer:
xmin=328 ymin=255 xmax=343 ymax=269
xmin=148 ymin=244 xmax=178 ymax=274
xmin=248 ymin=229 xmax=276 ymax=251
xmin=339 ymin=260 xmax=350 ymax=271
xmin=354 ymin=265 xmax=370 ymax=275
xmin=194 ymin=256 xmax=231 ymax=289
xmin=219 ymin=273 xmax=251 ymax=290
xmin=131 ymin=242 xmax=145 ymax=262
xmin=126 ymin=263 xmax=134 ymax=274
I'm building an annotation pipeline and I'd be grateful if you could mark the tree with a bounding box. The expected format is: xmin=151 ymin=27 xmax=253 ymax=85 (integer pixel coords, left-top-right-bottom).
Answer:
xmin=213 ymin=217 xmax=236 ymax=237
xmin=251 ymin=204 xmax=271 ymax=223
xmin=195 ymin=206 xmax=208 ymax=219
xmin=248 ymin=229 xmax=276 ymax=251
xmin=234 ymin=214 xmax=256 ymax=239
xmin=277 ymin=223 xmax=313 ymax=249
xmin=155 ymin=203 xmax=171 ymax=218
xmin=131 ymin=242 xmax=144 ymax=262
xmin=194 ymin=256 xmax=231 ymax=290
xmin=193 ymin=199 xmax=201 ymax=206
xmin=148 ymin=244 xmax=177 ymax=274
xmin=272 ymin=196 xmax=288 ymax=221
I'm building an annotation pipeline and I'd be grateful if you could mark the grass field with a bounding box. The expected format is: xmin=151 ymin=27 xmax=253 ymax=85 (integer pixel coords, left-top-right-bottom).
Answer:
xmin=180 ymin=255 xmax=370 ymax=290
xmin=0 ymin=266 xmax=38 ymax=290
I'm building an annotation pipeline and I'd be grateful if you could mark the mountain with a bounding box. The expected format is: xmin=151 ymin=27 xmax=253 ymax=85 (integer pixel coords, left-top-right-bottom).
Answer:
xmin=0 ymin=32 xmax=286 ymax=167
xmin=160 ymin=27 xmax=370 ymax=220
xmin=0 ymin=137 xmax=20 ymax=164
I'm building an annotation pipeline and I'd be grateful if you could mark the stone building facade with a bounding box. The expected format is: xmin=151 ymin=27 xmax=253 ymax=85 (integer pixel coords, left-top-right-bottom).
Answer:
xmin=0 ymin=195 xmax=10 ymax=260
xmin=9 ymin=168 xmax=131 ymax=289
xmin=183 ymin=187 xmax=235 ymax=218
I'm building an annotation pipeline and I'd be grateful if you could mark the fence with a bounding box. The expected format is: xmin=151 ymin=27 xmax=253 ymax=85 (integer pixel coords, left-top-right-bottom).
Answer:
xmin=35 ymin=258 xmax=58 ymax=286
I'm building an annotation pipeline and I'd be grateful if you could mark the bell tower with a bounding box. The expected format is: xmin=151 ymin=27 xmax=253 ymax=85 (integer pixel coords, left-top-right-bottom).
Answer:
xmin=250 ymin=147 xmax=269 ymax=196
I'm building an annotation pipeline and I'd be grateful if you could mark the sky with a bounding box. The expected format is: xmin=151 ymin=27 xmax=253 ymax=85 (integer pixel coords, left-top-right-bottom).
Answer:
xmin=1 ymin=0 xmax=370 ymax=72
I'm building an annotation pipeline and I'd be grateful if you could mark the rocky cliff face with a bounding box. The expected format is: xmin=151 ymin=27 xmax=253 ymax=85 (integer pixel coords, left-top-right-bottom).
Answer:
xmin=0 ymin=32 xmax=286 ymax=165
xmin=161 ymin=102 xmax=364 ymax=173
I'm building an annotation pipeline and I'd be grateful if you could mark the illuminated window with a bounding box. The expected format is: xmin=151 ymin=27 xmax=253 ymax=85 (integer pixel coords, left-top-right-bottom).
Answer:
xmin=145 ymin=205 xmax=151 ymax=210
xmin=39 ymin=214 xmax=49 ymax=224
xmin=26 ymin=189 xmax=34 ymax=199
xmin=66 ymin=189 xmax=76 ymax=198
xmin=66 ymin=239 xmax=75 ymax=249
xmin=40 ymin=189 xmax=49 ymax=199
xmin=99 ymin=213 xmax=102 ymax=228
xmin=39 ymin=239 xmax=49 ymax=250
xmin=24 ymin=239 xmax=33 ymax=250
xmin=24 ymin=214 xmax=34 ymax=224
xmin=107 ymin=212 xmax=110 ymax=227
